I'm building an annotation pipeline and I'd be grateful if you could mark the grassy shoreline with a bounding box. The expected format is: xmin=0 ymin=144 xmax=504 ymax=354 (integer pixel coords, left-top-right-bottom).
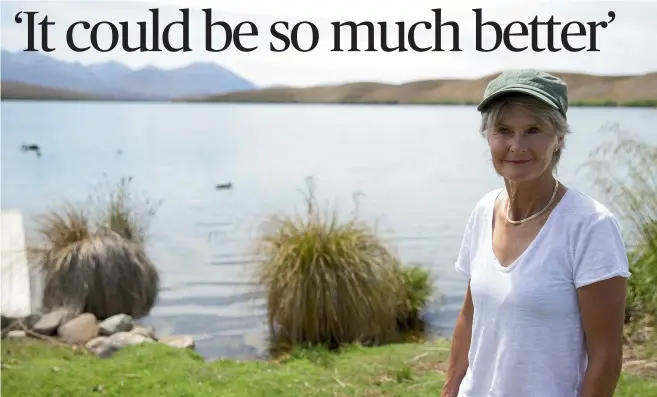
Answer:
xmin=2 ymin=109 xmax=654 ymax=397
xmin=2 ymin=336 xmax=656 ymax=396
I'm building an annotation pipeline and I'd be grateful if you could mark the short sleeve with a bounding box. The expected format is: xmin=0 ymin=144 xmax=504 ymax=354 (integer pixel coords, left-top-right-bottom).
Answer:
xmin=455 ymin=207 xmax=478 ymax=279
xmin=573 ymin=213 xmax=631 ymax=289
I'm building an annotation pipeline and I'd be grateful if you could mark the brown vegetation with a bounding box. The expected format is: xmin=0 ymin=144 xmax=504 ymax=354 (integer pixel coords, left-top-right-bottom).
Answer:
xmin=252 ymin=181 xmax=433 ymax=352
xmin=1 ymin=81 xmax=104 ymax=101
xmin=185 ymin=71 xmax=657 ymax=106
xmin=36 ymin=230 xmax=160 ymax=320
xmin=29 ymin=177 xmax=161 ymax=320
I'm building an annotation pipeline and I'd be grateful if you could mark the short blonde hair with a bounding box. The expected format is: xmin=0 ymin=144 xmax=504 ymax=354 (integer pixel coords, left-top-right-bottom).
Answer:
xmin=479 ymin=94 xmax=571 ymax=168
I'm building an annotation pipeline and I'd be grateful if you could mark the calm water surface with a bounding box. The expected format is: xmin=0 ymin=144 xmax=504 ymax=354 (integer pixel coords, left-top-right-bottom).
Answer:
xmin=2 ymin=101 xmax=655 ymax=359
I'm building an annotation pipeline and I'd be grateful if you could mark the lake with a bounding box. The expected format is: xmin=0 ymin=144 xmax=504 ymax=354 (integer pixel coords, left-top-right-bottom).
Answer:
xmin=2 ymin=101 xmax=655 ymax=360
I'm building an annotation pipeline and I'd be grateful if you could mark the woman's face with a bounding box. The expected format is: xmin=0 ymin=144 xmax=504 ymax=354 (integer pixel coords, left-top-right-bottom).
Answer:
xmin=486 ymin=106 xmax=561 ymax=183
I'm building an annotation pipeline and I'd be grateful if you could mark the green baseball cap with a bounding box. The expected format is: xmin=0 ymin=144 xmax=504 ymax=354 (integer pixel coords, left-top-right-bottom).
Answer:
xmin=477 ymin=69 xmax=569 ymax=119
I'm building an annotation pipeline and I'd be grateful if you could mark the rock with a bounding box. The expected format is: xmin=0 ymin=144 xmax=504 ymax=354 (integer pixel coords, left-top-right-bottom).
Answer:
xmin=58 ymin=313 xmax=99 ymax=344
xmin=85 ymin=332 xmax=153 ymax=358
xmin=99 ymin=314 xmax=135 ymax=336
xmin=86 ymin=337 xmax=122 ymax=358
xmin=33 ymin=308 xmax=76 ymax=336
xmin=7 ymin=330 xmax=26 ymax=338
xmin=130 ymin=326 xmax=156 ymax=340
xmin=85 ymin=336 xmax=120 ymax=358
xmin=160 ymin=335 xmax=195 ymax=350
xmin=109 ymin=331 xmax=153 ymax=348
xmin=85 ymin=336 xmax=109 ymax=350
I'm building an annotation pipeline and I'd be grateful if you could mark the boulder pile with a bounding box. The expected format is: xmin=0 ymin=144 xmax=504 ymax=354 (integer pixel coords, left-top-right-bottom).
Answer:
xmin=1 ymin=310 xmax=194 ymax=358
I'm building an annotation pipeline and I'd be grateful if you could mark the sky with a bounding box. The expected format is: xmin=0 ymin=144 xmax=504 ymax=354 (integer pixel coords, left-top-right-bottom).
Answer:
xmin=1 ymin=0 xmax=657 ymax=87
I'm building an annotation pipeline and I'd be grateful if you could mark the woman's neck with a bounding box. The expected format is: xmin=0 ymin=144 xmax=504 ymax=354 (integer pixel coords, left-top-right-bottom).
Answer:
xmin=504 ymin=172 xmax=557 ymax=222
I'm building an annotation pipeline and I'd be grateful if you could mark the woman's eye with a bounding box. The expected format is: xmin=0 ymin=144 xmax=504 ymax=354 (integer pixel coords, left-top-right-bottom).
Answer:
xmin=498 ymin=128 xmax=510 ymax=134
xmin=527 ymin=127 xmax=541 ymax=134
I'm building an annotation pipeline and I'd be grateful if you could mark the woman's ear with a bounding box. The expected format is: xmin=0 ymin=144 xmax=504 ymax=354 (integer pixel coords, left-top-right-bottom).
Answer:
xmin=554 ymin=137 xmax=563 ymax=152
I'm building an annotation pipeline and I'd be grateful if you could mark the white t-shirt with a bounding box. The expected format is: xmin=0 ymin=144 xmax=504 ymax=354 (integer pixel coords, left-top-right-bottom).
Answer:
xmin=455 ymin=187 xmax=631 ymax=397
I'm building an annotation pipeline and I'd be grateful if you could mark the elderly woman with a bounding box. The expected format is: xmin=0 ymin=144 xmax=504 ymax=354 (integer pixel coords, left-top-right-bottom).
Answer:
xmin=441 ymin=70 xmax=631 ymax=397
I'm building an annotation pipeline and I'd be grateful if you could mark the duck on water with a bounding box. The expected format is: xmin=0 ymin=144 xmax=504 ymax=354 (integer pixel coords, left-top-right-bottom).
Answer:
xmin=20 ymin=144 xmax=41 ymax=157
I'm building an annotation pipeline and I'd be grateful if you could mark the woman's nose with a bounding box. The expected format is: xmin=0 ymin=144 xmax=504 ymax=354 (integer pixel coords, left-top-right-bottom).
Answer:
xmin=509 ymin=132 xmax=528 ymax=151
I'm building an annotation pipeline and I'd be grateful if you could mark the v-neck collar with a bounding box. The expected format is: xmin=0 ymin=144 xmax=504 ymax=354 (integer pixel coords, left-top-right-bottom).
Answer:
xmin=488 ymin=187 xmax=571 ymax=272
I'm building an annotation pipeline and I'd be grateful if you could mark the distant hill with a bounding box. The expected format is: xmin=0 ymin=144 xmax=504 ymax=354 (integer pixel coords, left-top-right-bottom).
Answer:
xmin=1 ymin=50 xmax=256 ymax=100
xmin=183 ymin=72 xmax=657 ymax=107
xmin=1 ymin=81 xmax=107 ymax=101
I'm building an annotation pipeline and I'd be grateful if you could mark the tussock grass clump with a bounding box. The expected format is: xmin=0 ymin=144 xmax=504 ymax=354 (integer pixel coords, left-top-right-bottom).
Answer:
xmin=253 ymin=182 xmax=433 ymax=352
xmin=30 ymin=176 xmax=161 ymax=320
xmin=395 ymin=264 xmax=434 ymax=334
xmin=32 ymin=204 xmax=91 ymax=253
xmin=38 ymin=230 xmax=160 ymax=320
xmin=582 ymin=124 xmax=657 ymax=324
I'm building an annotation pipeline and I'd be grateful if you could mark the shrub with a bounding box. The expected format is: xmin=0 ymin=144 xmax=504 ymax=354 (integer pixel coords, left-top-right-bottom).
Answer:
xmin=253 ymin=181 xmax=433 ymax=351
xmin=626 ymin=220 xmax=657 ymax=322
xmin=582 ymin=124 xmax=657 ymax=324
xmin=395 ymin=264 xmax=434 ymax=333
xmin=29 ymin=176 xmax=161 ymax=320
xmin=621 ymin=99 xmax=657 ymax=108
xmin=37 ymin=230 xmax=160 ymax=320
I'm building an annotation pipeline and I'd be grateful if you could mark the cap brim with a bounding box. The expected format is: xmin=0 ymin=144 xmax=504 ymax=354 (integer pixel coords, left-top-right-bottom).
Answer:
xmin=476 ymin=87 xmax=560 ymax=113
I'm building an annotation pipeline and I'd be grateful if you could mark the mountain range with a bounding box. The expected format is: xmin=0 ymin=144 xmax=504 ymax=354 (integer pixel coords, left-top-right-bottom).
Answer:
xmin=2 ymin=49 xmax=656 ymax=107
xmin=0 ymin=50 xmax=256 ymax=100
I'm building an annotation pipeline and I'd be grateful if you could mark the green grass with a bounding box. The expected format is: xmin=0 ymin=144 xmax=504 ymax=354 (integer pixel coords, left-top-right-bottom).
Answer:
xmin=621 ymin=99 xmax=657 ymax=107
xmin=2 ymin=338 xmax=656 ymax=396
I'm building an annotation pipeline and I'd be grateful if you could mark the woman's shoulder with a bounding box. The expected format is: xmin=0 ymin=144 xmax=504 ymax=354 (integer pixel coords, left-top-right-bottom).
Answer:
xmin=557 ymin=188 xmax=630 ymax=286
xmin=558 ymin=187 xmax=618 ymax=224
xmin=553 ymin=187 xmax=627 ymax=252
